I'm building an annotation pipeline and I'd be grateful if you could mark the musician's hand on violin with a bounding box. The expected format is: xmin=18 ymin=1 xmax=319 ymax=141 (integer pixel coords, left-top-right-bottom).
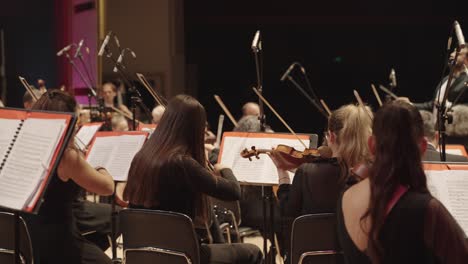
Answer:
xmin=268 ymin=149 xmax=299 ymax=171
xmin=213 ymin=163 xmax=230 ymax=173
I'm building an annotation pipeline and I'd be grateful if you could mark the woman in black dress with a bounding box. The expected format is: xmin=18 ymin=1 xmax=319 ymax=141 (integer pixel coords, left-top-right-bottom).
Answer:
xmin=270 ymin=104 xmax=373 ymax=217
xmin=124 ymin=94 xmax=263 ymax=264
xmin=25 ymin=90 xmax=115 ymax=264
xmin=337 ymin=101 xmax=468 ymax=263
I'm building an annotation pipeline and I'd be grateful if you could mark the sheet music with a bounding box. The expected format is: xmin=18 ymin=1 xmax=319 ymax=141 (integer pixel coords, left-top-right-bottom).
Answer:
xmin=86 ymin=134 xmax=147 ymax=181
xmin=219 ymin=135 xmax=310 ymax=185
xmin=76 ymin=124 xmax=101 ymax=150
xmin=0 ymin=118 xmax=66 ymax=210
xmin=0 ymin=118 xmax=22 ymax=159
xmin=426 ymin=170 xmax=468 ymax=235
xmin=445 ymin=149 xmax=463 ymax=156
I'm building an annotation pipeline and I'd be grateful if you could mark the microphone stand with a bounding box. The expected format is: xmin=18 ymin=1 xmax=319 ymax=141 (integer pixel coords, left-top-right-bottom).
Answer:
xmin=62 ymin=52 xmax=102 ymax=120
xmin=437 ymin=47 xmax=463 ymax=161
xmin=251 ymin=31 xmax=276 ymax=264
xmin=285 ymin=75 xmax=328 ymax=118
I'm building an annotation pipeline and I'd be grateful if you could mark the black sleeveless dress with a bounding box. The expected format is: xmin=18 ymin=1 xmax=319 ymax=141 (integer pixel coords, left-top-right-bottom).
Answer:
xmin=337 ymin=191 xmax=468 ymax=263
xmin=23 ymin=173 xmax=82 ymax=264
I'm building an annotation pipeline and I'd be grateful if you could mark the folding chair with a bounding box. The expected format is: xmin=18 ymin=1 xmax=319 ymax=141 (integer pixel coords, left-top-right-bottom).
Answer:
xmin=120 ymin=209 xmax=200 ymax=264
xmin=290 ymin=213 xmax=343 ymax=264
xmin=0 ymin=212 xmax=34 ymax=264
xmin=211 ymin=198 xmax=260 ymax=243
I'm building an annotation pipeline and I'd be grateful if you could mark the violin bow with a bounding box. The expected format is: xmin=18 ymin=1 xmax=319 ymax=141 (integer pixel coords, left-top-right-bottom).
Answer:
xmin=110 ymin=106 xmax=142 ymax=124
xmin=215 ymin=114 xmax=225 ymax=148
xmin=353 ymin=90 xmax=365 ymax=107
xmin=252 ymin=87 xmax=308 ymax=149
xmin=371 ymin=84 xmax=383 ymax=107
xmin=378 ymin=85 xmax=398 ymax=99
xmin=213 ymin=95 xmax=238 ymax=127
xmin=18 ymin=76 xmax=39 ymax=101
xmin=135 ymin=73 xmax=167 ymax=107
xmin=353 ymin=90 xmax=374 ymax=120
xmin=319 ymin=99 xmax=332 ymax=117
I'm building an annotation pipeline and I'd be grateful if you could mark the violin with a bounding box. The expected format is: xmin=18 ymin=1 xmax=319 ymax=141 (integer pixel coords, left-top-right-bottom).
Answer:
xmin=241 ymin=144 xmax=333 ymax=168
xmin=348 ymin=162 xmax=371 ymax=186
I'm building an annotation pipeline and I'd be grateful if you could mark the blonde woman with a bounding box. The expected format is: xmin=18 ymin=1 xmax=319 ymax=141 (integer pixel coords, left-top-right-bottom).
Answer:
xmin=269 ymin=104 xmax=373 ymax=217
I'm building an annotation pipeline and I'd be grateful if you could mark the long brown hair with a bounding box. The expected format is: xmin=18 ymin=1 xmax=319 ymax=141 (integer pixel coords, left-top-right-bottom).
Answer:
xmin=328 ymin=104 xmax=373 ymax=180
xmin=32 ymin=90 xmax=77 ymax=113
xmin=364 ymin=101 xmax=428 ymax=263
xmin=124 ymin=95 xmax=208 ymax=208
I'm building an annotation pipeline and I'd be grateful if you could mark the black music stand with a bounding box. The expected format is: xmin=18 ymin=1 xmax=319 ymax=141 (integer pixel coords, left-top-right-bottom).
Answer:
xmin=0 ymin=108 xmax=76 ymax=264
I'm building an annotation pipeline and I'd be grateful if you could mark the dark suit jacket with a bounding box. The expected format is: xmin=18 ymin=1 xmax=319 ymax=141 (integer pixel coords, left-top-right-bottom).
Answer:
xmin=414 ymin=73 xmax=468 ymax=111
xmin=422 ymin=144 xmax=468 ymax=162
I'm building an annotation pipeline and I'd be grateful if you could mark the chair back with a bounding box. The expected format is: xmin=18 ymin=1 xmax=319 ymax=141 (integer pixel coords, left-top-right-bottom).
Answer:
xmin=211 ymin=198 xmax=242 ymax=226
xmin=290 ymin=213 xmax=343 ymax=264
xmin=120 ymin=209 xmax=200 ymax=264
xmin=0 ymin=212 xmax=34 ymax=264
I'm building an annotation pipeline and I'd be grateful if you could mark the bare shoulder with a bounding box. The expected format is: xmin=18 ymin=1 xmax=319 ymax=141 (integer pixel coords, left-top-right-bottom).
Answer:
xmin=343 ymin=178 xmax=370 ymax=211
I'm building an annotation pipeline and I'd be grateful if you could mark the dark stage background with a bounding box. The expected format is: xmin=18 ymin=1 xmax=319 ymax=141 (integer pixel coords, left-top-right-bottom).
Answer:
xmin=185 ymin=0 xmax=467 ymax=136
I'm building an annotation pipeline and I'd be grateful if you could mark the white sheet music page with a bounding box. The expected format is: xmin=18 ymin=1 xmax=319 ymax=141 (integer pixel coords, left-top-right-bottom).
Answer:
xmin=86 ymin=134 xmax=147 ymax=181
xmin=219 ymin=134 xmax=310 ymax=185
xmin=76 ymin=124 xmax=101 ymax=151
xmin=0 ymin=118 xmax=22 ymax=159
xmin=426 ymin=170 xmax=468 ymax=235
xmin=0 ymin=118 xmax=66 ymax=210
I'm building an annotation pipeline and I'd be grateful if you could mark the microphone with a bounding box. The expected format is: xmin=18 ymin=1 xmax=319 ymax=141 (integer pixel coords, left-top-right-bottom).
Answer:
xmin=113 ymin=53 xmax=123 ymax=73
xmin=74 ymin=39 xmax=84 ymax=58
xmin=251 ymin=30 xmax=261 ymax=52
xmin=389 ymin=68 xmax=397 ymax=88
xmin=56 ymin=44 xmax=73 ymax=56
xmin=280 ymin=62 xmax=297 ymax=82
xmin=114 ymin=34 xmax=121 ymax=49
xmin=454 ymin=21 xmax=466 ymax=48
xmin=98 ymin=31 xmax=112 ymax=56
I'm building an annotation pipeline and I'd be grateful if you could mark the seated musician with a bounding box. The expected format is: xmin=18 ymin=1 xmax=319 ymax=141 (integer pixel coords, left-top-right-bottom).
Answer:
xmin=151 ymin=105 xmax=165 ymax=124
xmin=337 ymin=101 xmax=468 ymax=263
xmin=111 ymin=114 xmax=129 ymax=132
xmin=419 ymin=110 xmax=468 ymax=162
xmin=124 ymin=95 xmax=263 ymax=264
xmin=241 ymin=102 xmax=260 ymax=117
xmin=22 ymin=90 xmax=43 ymax=109
xmin=23 ymin=90 xmax=114 ymax=264
xmin=446 ymin=105 xmax=468 ymax=152
xmin=269 ymin=104 xmax=373 ymax=217
xmin=101 ymin=81 xmax=132 ymax=117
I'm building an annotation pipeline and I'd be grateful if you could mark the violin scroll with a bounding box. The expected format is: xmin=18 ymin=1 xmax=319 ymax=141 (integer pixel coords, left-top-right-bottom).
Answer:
xmin=241 ymin=146 xmax=261 ymax=161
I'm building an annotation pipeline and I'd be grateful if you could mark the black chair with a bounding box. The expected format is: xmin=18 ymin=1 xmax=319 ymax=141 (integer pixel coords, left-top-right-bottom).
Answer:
xmin=0 ymin=212 xmax=34 ymax=264
xmin=120 ymin=209 xmax=200 ymax=264
xmin=211 ymin=198 xmax=260 ymax=243
xmin=290 ymin=213 xmax=343 ymax=264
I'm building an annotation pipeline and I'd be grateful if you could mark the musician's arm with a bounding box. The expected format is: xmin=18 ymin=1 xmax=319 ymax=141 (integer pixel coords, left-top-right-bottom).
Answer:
xmin=182 ymin=157 xmax=241 ymax=201
xmin=57 ymin=148 xmax=114 ymax=195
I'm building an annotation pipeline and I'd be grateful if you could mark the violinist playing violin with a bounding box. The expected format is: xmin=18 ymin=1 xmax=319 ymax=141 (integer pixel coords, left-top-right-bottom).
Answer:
xmin=268 ymin=104 xmax=373 ymax=218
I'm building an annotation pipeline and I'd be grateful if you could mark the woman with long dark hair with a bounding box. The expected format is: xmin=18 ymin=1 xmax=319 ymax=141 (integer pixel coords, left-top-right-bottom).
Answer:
xmin=337 ymin=101 xmax=468 ymax=263
xmin=124 ymin=94 xmax=262 ymax=264
xmin=25 ymin=90 xmax=115 ymax=264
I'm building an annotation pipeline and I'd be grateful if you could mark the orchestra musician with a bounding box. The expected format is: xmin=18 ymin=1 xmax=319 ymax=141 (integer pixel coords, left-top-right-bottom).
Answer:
xmin=24 ymin=90 xmax=115 ymax=264
xmin=241 ymin=102 xmax=260 ymax=117
xmin=446 ymin=105 xmax=468 ymax=152
xmin=337 ymin=101 xmax=468 ymax=263
xmin=151 ymin=105 xmax=165 ymax=124
xmin=23 ymin=90 xmax=42 ymax=109
xmin=111 ymin=114 xmax=130 ymax=131
xmin=101 ymin=81 xmax=133 ymax=117
xmin=419 ymin=110 xmax=468 ymax=162
xmin=269 ymin=104 xmax=373 ymax=218
xmin=412 ymin=47 xmax=468 ymax=111
xmin=123 ymin=95 xmax=263 ymax=264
